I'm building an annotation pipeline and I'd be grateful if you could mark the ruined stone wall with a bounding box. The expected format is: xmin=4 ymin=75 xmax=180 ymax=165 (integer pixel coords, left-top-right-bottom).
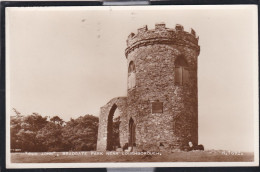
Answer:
xmin=96 ymin=97 xmax=127 ymax=151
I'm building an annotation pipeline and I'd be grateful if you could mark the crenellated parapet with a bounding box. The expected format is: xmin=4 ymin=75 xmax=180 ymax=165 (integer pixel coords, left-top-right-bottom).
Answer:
xmin=125 ymin=23 xmax=200 ymax=57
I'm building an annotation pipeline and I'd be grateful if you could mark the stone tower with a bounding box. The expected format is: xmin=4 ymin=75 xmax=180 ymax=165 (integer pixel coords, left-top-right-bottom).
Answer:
xmin=97 ymin=23 xmax=200 ymax=151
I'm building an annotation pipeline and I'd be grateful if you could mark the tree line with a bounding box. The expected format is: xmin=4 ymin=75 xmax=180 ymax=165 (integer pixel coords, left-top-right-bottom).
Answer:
xmin=11 ymin=108 xmax=99 ymax=152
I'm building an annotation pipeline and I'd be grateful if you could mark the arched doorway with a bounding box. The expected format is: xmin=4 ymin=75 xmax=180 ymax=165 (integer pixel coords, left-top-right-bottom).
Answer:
xmin=107 ymin=104 xmax=120 ymax=151
xmin=129 ymin=117 xmax=136 ymax=148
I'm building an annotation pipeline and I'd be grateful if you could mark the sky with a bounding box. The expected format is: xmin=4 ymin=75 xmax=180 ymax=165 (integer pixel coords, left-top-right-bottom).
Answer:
xmin=6 ymin=6 xmax=258 ymax=152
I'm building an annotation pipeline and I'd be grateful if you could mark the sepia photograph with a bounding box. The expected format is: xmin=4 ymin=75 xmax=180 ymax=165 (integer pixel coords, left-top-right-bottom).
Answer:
xmin=5 ymin=5 xmax=258 ymax=168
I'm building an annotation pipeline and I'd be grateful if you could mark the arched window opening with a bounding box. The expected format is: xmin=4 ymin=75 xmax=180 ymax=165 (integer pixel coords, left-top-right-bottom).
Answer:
xmin=175 ymin=56 xmax=189 ymax=85
xmin=128 ymin=61 xmax=136 ymax=89
xmin=128 ymin=61 xmax=136 ymax=73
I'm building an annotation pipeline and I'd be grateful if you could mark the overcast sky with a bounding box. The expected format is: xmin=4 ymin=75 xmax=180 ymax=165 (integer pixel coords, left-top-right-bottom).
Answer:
xmin=6 ymin=6 xmax=258 ymax=152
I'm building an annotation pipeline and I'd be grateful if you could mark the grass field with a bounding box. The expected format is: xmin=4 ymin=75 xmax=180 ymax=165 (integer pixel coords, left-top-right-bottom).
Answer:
xmin=11 ymin=150 xmax=254 ymax=163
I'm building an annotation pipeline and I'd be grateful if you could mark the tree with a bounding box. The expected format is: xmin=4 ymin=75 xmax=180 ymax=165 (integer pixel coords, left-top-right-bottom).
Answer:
xmin=36 ymin=122 xmax=63 ymax=152
xmin=62 ymin=115 xmax=99 ymax=151
xmin=15 ymin=113 xmax=48 ymax=152
xmin=10 ymin=112 xmax=23 ymax=151
xmin=10 ymin=110 xmax=99 ymax=152
xmin=12 ymin=108 xmax=21 ymax=116
xmin=50 ymin=116 xmax=64 ymax=126
xmin=23 ymin=113 xmax=48 ymax=131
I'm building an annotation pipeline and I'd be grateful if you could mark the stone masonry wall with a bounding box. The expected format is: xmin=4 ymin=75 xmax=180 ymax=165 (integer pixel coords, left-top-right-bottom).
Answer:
xmin=96 ymin=97 xmax=127 ymax=151
xmin=125 ymin=23 xmax=199 ymax=151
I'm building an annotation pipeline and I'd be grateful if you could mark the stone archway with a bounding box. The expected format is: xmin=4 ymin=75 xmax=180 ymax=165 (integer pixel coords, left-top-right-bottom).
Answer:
xmin=97 ymin=97 xmax=127 ymax=151
xmin=106 ymin=104 xmax=120 ymax=151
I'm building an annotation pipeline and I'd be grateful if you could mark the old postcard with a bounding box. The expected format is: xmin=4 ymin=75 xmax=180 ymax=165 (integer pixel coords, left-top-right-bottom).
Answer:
xmin=5 ymin=5 xmax=258 ymax=168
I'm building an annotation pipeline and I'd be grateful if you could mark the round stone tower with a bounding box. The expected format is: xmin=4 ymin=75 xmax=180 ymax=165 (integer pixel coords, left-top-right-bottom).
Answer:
xmin=125 ymin=23 xmax=200 ymax=151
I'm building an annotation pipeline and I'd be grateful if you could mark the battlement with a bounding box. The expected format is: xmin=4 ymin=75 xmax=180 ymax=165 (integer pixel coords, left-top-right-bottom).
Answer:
xmin=125 ymin=23 xmax=200 ymax=57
